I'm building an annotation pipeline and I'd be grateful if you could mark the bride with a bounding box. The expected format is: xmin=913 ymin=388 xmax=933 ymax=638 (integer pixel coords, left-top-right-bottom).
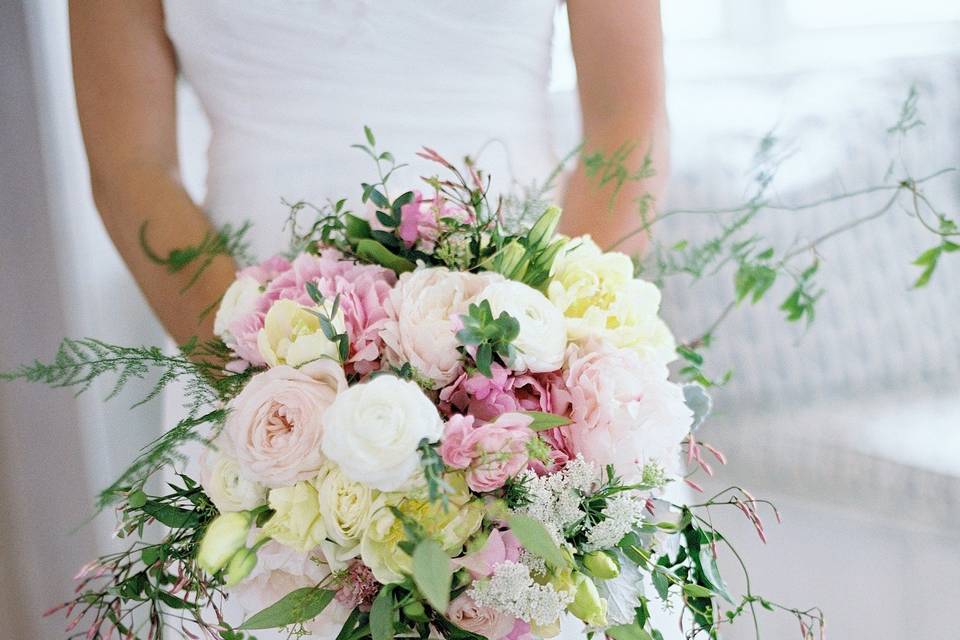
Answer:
xmin=69 ymin=1 xmax=670 ymax=638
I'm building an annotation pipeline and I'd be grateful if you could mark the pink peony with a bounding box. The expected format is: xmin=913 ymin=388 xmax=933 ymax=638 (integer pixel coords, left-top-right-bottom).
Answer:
xmin=440 ymin=363 xmax=571 ymax=422
xmin=453 ymin=529 xmax=522 ymax=579
xmin=561 ymin=341 xmax=692 ymax=480
xmin=238 ymin=255 xmax=292 ymax=285
xmin=225 ymin=360 xmax=347 ymax=487
xmin=446 ymin=593 xmax=517 ymax=640
xmin=440 ymin=413 xmax=535 ymax=492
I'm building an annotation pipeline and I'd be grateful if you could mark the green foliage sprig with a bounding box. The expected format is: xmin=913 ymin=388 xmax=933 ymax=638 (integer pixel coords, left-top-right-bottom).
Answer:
xmin=455 ymin=299 xmax=520 ymax=377
xmin=140 ymin=221 xmax=253 ymax=294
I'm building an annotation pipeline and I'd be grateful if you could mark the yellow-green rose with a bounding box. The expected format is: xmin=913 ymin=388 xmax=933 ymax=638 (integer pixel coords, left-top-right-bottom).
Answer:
xmin=314 ymin=462 xmax=381 ymax=567
xmin=547 ymin=236 xmax=676 ymax=366
xmin=257 ymin=298 xmax=345 ymax=367
xmin=263 ymin=481 xmax=326 ymax=551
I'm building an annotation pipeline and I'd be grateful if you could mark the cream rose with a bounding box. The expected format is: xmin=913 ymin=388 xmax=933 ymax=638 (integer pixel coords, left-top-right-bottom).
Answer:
xmin=213 ymin=275 xmax=262 ymax=344
xmin=380 ymin=267 xmax=503 ymax=388
xmin=263 ymin=480 xmax=326 ymax=551
xmin=321 ymin=375 xmax=444 ymax=491
xmin=313 ymin=462 xmax=381 ymax=567
xmin=257 ymin=298 xmax=346 ymax=368
xmin=199 ymin=445 xmax=267 ymax=513
xmin=225 ymin=360 xmax=346 ymax=487
xmin=477 ymin=279 xmax=567 ymax=373
xmin=548 ymin=236 xmax=676 ymax=367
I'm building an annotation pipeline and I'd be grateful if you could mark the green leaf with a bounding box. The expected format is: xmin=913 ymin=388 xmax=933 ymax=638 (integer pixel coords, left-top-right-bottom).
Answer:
xmin=364 ymin=125 xmax=376 ymax=147
xmin=127 ymin=489 xmax=147 ymax=509
xmin=412 ymin=539 xmax=452 ymax=613
xmin=356 ymin=239 xmax=416 ymax=273
xmin=507 ymin=514 xmax=566 ymax=568
xmin=681 ymin=584 xmax=714 ymax=599
xmin=522 ymin=411 xmax=572 ymax=431
xmin=344 ymin=213 xmax=372 ymax=241
xmin=141 ymin=502 xmax=200 ymax=529
xmin=239 ymin=587 xmax=336 ymax=630
xmin=607 ymin=623 xmax=653 ymax=640
xmin=698 ymin=548 xmax=733 ymax=604
xmin=475 ymin=343 xmax=493 ymax=377
xmin=305 ymin=281 xmax=324 ymax=305
xmin=369 ymin=585 xmax=395 ymax=640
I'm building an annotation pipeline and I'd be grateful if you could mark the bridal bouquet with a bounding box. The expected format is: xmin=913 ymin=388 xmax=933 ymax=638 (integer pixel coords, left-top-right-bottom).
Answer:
xmin=184 ymin=140 xmax=709 ymax=640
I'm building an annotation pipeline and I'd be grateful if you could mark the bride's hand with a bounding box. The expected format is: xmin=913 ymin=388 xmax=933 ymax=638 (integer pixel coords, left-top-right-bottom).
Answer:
xmin=561 ymin=0 xmax=670 ymax=256
xmin=70 ymin=0 xmax=236 ymax=346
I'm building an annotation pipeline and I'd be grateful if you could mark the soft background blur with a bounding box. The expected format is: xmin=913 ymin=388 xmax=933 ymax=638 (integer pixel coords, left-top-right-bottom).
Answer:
xmin=1 ymin=2 xmax=958 ymax=638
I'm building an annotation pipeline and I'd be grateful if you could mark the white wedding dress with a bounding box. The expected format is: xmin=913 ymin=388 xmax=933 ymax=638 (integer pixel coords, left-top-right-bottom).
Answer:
xmin=162 ymin=2 xmax=678 ymax=638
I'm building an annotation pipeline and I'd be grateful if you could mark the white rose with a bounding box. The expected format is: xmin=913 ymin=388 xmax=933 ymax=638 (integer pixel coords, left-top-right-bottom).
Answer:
xmin=199 ymin=445 xmax=267 ymax=513
xmin=214 ymin=275 xmax=262 ymax=342
xmin=380 ymin=267 xmax=503 ymax=388
xmin=257 ymin=298 xmax=346 ymax=368
xmin=477 ymin=279 xmax=567 ymax=373
xmin=313 ymin=462 xmax=382 ymax=568
xmin=321 ymin=375 xmax=444 ymax=491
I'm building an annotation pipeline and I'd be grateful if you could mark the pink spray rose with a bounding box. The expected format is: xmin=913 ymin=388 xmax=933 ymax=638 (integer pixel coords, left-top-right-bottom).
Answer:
xmin=225 ymin=359 xmax=347 ymax=487
xmin=398 ymin=190 xmax=473 ymax=252
xmin=446 ymin=593 xmax=517 ymax=640
xmin=561 ymin=341 xmax=692 ymax=480
xmin=440 ymin=413 xmax=535 ymax=492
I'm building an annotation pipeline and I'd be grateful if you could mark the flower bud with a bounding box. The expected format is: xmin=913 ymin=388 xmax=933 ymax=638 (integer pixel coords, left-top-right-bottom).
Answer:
xmin=528 ymin=206 xmax=562 ymax=251
xmin=402 ymin=601 xmax=429 ymax=622
xmin=483 ymin=240 xmax=528 ymax=280
xmin=583 ymin=550 xmax=620 ymax=580
xmin=568 ymin=573 xmax=608 ymax=628
xmin=197 ymin=512 xmax=252 ymax=574
xmin=224 ymin=547 xmax=258 ymax=586
xmin=530 ymin=618 xmax=562 ymax=638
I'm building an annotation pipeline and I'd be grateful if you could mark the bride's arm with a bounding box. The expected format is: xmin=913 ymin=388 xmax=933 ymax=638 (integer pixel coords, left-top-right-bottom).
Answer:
xmin=562 ymin=0 xmax=669 ymax=255
xmin=70 ymin=0 xmax=235 ymax=346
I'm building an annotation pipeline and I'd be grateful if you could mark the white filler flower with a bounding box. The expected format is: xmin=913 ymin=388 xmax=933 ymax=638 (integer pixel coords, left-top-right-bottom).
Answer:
xmin=321 ymin=375 xmax=443 ymax=491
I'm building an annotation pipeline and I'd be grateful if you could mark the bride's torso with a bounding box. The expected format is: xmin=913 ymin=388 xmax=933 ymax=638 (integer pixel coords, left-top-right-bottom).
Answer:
xmin=163 ymin=0 xmax=560 ymax=257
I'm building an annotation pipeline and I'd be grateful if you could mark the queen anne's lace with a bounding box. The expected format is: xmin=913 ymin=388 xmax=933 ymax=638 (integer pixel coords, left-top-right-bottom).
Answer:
xmin=514 ymin=456 xmax=598 ymax=541
xmin=583 ymin=493 xmax=646 ymax=552
xmin=468 ymin=562 xmax=574 ymax=625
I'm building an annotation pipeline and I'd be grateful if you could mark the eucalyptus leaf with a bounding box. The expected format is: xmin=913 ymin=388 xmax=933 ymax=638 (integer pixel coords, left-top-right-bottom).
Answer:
xmin=411 ymin=539 xmax=452 ymax=613
xmin=507 ymin=514 xmax=566 ymax=568
xmin=369 ymin=585 xmax=395 ymax=640
xmin=239 ymin=587 xmax=335 ymax=630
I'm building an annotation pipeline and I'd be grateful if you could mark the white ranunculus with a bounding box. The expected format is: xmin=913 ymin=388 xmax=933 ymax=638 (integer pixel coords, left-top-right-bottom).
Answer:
xmin=380 ymin=267 xmax=503 ymax=388
xmin=477 ymin=279 xmax=567 ymax=373
xmin=321 ymin=375 xmax=444 ymax=491
xmin=199 ymin=446 xmax=267 ymax=513
xmin=214 ymin=275 xmax=262 ymax=341
xmin=257 ymin=298 xmax=345 ymax=368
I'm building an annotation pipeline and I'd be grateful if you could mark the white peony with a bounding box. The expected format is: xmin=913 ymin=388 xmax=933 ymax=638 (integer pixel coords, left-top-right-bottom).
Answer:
xmin=477 ymin=279 xmax=567 ymax=373
xmin=213 ymin=275 xmax=261 ymax=343
xmin=199 ymin=444 xmax=267 ymax=513
xmin=257 ymin=298 xmax=345 ymax=368
xmin=321 ymin=375 xmax=444 ymax=491
xmin=548 ymin=236 xmax=676 ymax=367
xmin=380 ymin=266 xmax=503 ymax=388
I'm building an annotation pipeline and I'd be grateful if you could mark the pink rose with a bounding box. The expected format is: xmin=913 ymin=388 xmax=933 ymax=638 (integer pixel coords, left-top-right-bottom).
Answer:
xmin=380 ymin=267 xmax=502 ymax=388
xmin=225 ymin=360 xmax=347 ymax=487
xmin=453 ymin=529 xmax=521 ymax=579
xmin=440 ymin=413 xmax=534 ymax=492
xmin=446 ymin=593 xmax=517 ymax=640
xmin=561 ymin=341 xmax=692 ymax=480
xmin=398 ymin=190 xmax=472 ymax=252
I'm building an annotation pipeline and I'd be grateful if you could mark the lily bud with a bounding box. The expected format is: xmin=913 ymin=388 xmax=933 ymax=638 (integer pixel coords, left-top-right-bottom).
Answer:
xmin=568 ymin=573 xmax=608 ymax=628
xmin=528 ymin=206 xmax=562 ymax=251
xmin=483 ymin=240 xmax=528 ymax=280
xmin=583 ymin=550 xmax=620 ymax=580
xmin=197 ymin=512 xmax=252 ymax=574
xmin=224 ymin=547 xmax=258 ymax=586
